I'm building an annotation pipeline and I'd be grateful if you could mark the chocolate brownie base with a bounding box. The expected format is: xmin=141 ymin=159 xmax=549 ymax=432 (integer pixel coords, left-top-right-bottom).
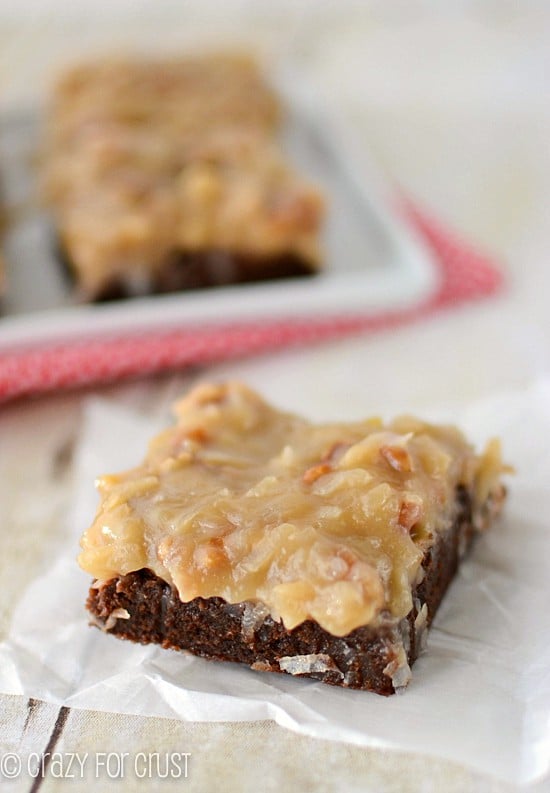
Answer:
xmin=87 ymin=487 xmax=474 ymax=695
xmin=58 ymin=244 xmax=315 ymax=302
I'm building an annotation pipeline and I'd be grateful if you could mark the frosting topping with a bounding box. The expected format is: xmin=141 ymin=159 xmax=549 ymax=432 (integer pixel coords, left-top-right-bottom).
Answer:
xmin=79 ymin=382 xmax=506 ymax=636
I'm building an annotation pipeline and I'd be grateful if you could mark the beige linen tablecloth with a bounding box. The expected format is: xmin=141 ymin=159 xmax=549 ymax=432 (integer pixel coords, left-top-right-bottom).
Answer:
xmin=1 ymin=3 xmax=550 ymax=790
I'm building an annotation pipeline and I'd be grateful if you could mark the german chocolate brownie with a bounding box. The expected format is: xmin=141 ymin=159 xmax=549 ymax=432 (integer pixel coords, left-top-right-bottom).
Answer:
xmin=43 ymin=55 xmax=324 ymax=301
xmin=80 ymin=383 xmax=507 ymax=694
xmin=0 ymin=253 xmax=5 ymax=304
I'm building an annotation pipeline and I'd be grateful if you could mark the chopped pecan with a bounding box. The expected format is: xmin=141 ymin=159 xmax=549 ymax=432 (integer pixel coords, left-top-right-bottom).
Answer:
xmin=398 ymin=497 xmax=423 ymax=532
xmin=186 ymin=427 xmax=210 ymax=443
xmin=380 ymin=445 xmax=412 ymax=473
xmin=303 ymin=462 xmax=332 ymax=485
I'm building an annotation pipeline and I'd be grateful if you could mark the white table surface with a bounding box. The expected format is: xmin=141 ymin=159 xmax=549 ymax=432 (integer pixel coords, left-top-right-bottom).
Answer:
xmin=0 ymin=3 xmax=549 ymax=791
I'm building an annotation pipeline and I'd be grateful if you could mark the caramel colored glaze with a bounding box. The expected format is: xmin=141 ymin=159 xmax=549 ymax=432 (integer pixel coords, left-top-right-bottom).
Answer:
xmin=43 ymin=55 xmax=324 ymax=297
xmin=79 ymin=382 xmax=506 ymax=637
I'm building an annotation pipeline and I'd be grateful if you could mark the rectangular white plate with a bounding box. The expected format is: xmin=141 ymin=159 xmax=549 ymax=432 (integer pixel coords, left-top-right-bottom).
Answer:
xmin=0 ymin=69 xmax=440 ymax=350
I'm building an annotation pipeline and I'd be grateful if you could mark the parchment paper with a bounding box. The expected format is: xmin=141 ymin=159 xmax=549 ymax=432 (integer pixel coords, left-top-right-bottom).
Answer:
xmin=1 ymin=382 xmax=550 ymax=785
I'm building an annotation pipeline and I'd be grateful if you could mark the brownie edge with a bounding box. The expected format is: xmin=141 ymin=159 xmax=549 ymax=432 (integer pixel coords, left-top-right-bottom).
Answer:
xmin=58 ymin=243 xmax=317 ymax=302
xmin=86 ymin=487 xmax=475 ymax=695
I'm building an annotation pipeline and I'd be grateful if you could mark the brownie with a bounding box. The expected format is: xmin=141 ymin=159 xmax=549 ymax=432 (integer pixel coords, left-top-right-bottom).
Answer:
xmin=0 ymin=201 xmax=7 ymax=302
xmin=43 ymin=55 xmax=325 ymax=301
xmin=87 ymin=486 xmax=479 ymax=694
xmin=0 ymin=253 xmax=5 ymax=304
xmin=79 ymin=383 xmax=507 ymax=694
xmin=57 ymin=245 xmax=315 ymax=302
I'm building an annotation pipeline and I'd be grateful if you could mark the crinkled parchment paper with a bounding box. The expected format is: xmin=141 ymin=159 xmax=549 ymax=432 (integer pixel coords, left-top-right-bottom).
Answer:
xmin=1 ymin=382 xmax=550 ymax=785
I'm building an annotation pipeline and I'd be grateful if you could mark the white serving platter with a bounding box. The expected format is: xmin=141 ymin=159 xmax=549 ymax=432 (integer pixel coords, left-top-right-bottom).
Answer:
xmin=0 ymin=69 xmax=440 ymax=351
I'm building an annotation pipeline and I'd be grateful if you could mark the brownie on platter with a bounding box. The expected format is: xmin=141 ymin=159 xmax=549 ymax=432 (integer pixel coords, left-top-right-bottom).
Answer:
xmin=43 ymin=55 xmax=325 ymax=301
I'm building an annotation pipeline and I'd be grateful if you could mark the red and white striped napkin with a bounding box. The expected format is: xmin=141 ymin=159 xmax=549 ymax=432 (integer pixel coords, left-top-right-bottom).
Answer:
xmin=0 ymin=202 xmax=502 ymax=403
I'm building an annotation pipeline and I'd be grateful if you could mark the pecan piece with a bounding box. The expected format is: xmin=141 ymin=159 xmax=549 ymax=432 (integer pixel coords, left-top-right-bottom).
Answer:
xmin=303 ymin=463 xmax=332 ymax=485
xmin=380 ymin=444 xmax=412 ymax=473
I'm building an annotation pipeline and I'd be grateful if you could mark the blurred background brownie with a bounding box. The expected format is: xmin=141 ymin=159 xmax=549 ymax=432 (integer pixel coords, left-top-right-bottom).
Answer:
xmin=42 ymin=54 xmax=325 ymax=300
